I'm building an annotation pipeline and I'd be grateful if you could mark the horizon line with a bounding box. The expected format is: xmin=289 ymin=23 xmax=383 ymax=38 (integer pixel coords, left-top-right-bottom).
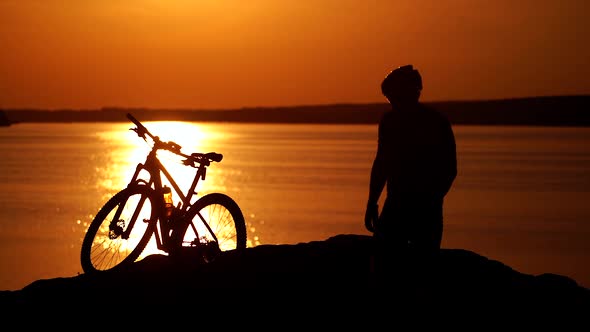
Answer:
xmin=2 ymin=94 xmax=588 ymax=112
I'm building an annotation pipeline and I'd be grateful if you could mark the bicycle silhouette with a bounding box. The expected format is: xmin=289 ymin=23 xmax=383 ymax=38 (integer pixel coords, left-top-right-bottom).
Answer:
xmin=80 ymin=113 xmax=247 ymax=274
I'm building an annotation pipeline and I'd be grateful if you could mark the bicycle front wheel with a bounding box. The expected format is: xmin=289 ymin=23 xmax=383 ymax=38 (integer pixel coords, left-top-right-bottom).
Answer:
xmin=176 ymin=193 xmax=247 ymax=261
xmin=80 ymin=185 xmax=160 ymax=274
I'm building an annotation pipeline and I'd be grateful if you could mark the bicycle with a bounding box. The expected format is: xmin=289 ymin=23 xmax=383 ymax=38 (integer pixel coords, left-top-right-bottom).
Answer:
xmin=80 ymin=113 xmax=247 ymax=274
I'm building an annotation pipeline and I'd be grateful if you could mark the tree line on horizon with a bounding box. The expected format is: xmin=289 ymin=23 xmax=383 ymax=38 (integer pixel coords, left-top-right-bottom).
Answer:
xmin=1 ymin=95 xmax=589 ymax=127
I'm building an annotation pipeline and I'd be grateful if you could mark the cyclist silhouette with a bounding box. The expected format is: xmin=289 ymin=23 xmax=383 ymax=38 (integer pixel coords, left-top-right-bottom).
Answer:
xmin=365 ymin=65 xmax=457 ymax=283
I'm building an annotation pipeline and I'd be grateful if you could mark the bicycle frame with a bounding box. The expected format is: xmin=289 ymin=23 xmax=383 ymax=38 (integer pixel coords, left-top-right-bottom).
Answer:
xmin=118 ymin=118 xmax=220 ymax=253
xmin=128 ymin=149 xmax=203 ymax=250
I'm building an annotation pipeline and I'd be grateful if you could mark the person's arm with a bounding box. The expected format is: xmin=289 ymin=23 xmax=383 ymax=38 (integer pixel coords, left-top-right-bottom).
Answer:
xmin=365 ymin=154 xmax=385 ymax=233
xmin=368 ymin=118 xmax=388 ymax=205
xmin=365 ymin=122 xmax=387 ymax=232
xmin=368 ymin=152 xmax=387 ymax=206
xmin=439 ymin=120 xmax=457 ymax=196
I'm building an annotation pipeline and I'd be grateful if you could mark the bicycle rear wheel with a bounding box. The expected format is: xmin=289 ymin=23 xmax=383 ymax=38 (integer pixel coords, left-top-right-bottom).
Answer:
xmin=81 ymin=185 xmax=159 ymax=274
xmin=174 ymin=193 xmax=247 ymax=262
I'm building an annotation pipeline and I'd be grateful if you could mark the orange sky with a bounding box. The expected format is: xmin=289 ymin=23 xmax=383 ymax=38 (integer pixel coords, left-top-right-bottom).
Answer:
xmin=1 ymin=0 xmax=589 ymax=110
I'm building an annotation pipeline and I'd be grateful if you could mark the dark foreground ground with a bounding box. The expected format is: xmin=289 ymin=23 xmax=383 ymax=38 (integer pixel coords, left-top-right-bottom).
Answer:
xmin=1 ymin=234 xmax=588 ymax=324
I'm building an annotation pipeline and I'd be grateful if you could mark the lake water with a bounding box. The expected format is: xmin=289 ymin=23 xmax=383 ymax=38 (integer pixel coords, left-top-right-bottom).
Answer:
xmin=0 ymin=121 xmax=589 ymax=290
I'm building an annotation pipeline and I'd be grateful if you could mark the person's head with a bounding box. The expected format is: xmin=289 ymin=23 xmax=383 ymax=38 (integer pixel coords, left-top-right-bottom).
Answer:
xmin=381 ymin=65 xmax=422 ymax=106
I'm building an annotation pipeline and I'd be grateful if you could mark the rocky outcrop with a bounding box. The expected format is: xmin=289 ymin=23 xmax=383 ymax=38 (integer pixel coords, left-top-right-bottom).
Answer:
xmin=1 ymin=234 xmax=588 ymax=322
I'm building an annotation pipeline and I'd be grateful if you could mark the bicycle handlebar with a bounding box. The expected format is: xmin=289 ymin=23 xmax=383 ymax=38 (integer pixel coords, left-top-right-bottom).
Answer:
xmin=126 ymin=113 xmax=223 ymax=166
xmin=127 ymin=113 xmax=152 ymax=139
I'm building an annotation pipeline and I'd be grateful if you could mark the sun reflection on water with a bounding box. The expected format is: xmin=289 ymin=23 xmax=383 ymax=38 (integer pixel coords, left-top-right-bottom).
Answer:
xmin=94 ymin=121 xmax=223 ymax=198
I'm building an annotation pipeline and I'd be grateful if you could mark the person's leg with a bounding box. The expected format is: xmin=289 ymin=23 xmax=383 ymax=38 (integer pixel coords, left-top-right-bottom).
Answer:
xmin=405 ymin=209 xmax=443 ymax=305
xmin=372 ymin=200 xmax=409 ymax=291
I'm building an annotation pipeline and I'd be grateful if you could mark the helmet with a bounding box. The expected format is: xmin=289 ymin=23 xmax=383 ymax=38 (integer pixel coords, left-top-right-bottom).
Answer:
xmin=381 ymin=65 xmax=422 ymax=102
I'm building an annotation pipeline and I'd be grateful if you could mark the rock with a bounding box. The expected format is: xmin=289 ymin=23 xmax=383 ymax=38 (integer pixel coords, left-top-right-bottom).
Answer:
xmin=1 ymin=234 xmax=588 ymax=322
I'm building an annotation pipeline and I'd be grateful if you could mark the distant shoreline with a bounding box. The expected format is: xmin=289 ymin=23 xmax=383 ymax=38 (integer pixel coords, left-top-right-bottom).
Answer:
xmin=2 ymin=95 xmax=589 ymax=127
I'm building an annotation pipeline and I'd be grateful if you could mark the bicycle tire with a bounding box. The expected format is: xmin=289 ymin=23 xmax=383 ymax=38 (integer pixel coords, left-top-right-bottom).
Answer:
xmin=174 ymin=193 xmax=247 ymax=262
xmin=80 ymin=185 xmax=160 ymax=274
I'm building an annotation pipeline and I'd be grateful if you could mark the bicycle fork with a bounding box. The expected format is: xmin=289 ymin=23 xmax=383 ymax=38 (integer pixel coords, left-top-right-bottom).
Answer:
xmin=109 ymin=191 xmax=149 ymax=240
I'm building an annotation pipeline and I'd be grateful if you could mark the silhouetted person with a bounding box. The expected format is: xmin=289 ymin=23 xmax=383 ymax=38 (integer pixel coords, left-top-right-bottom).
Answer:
xmin=365 ymin=65 xmax=457 ymax=291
